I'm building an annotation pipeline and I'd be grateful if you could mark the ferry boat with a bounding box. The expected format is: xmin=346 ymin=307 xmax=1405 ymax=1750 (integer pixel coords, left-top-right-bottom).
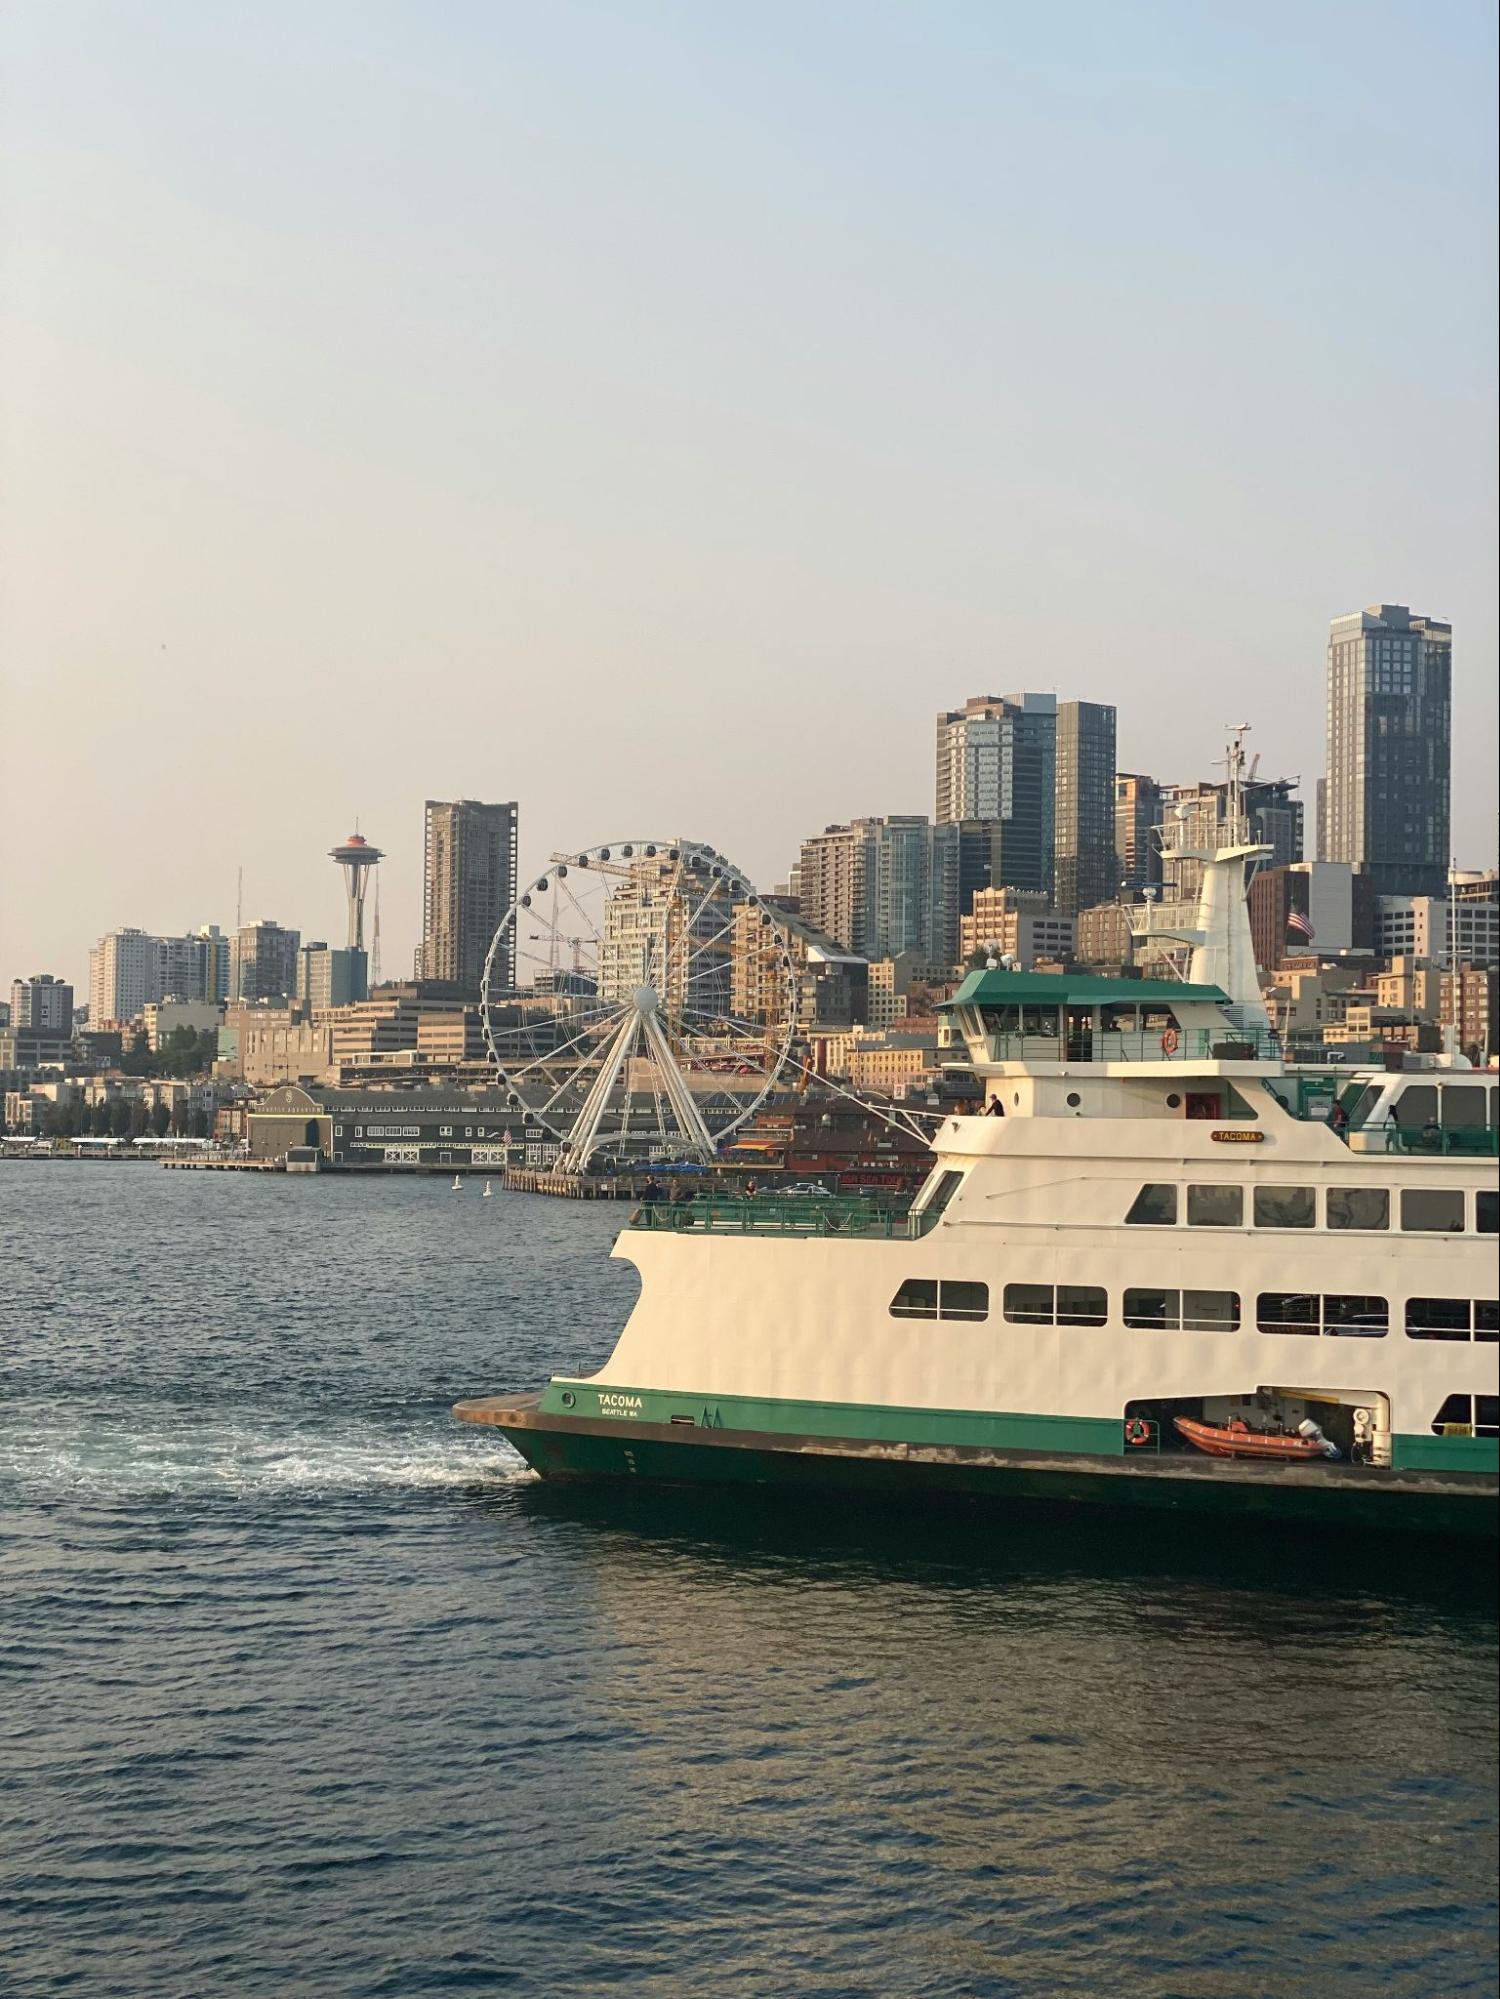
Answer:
xmin=455 ymin=763 xmax=1499 ymax=1537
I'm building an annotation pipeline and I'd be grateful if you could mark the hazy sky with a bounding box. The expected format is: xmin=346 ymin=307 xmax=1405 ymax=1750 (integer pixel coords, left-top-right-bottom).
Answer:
xmin=3 ymin=1 xmax=1496 ymax=990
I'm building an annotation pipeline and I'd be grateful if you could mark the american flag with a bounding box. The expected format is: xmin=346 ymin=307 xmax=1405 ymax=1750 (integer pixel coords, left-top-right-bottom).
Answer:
xmin=1286 ymin=907 xmax=1315 ymax=942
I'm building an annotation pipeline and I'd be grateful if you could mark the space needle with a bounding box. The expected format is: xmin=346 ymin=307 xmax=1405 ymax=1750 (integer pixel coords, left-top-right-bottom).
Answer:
xmin=329 ymin=830 xmax=384 ymax=955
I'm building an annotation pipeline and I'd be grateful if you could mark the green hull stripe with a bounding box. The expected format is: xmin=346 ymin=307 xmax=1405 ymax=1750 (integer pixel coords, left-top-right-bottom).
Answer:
xmin=540 ymin=1382 xmax=1500 ymax=1478
xmin=1392 ymin=1432 xmax=1500 ymax=1475
xmin=543 ymin=1381 xmax=1123 ymax=1457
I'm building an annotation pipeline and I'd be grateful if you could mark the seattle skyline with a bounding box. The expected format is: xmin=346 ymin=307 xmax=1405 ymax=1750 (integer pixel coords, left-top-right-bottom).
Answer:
xmin=3 ymin=2 xmax=1496 ymax=987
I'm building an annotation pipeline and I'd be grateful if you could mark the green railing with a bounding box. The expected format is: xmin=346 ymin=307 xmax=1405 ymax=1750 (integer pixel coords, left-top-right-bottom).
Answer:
xmin=628 ymin=1194 xmax=925 ymax=1238
xmin=1377 ymin=1126 xmax=1500 ymax=1157
xmin=974 ymin=1028 xmax=1282 ymax=1064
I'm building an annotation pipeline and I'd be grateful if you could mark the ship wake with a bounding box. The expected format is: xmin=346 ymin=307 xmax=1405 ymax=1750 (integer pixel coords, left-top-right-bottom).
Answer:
xmin=0 ymin=1398 xmax=534 ymax=1499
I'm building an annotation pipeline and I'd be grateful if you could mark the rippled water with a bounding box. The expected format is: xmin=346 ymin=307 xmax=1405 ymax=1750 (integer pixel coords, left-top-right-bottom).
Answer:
xmin=2 ymin=1168 xmax=1496 ymax=1999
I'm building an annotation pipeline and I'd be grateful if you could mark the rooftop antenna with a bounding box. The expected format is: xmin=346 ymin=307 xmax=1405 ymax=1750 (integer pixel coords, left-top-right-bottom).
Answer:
xmin=236 ymin=865 xmax=243 ymax=931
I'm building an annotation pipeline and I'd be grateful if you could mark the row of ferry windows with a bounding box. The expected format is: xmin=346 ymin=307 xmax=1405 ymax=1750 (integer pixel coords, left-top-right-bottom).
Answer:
xmin=1124 ymin=1182 xmax=1497 ymax=1235
xmin=888 ymin=1281 xmax=1498 ymax=1342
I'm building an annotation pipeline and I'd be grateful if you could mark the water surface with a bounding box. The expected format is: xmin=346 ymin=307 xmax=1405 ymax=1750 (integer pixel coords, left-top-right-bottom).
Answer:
xmin=2 ymin=1168 xmax=1495 ymax=1998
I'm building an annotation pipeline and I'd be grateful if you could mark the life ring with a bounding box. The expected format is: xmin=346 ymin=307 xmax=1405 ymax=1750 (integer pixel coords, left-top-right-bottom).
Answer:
xmin=1124 ymin=1417 xmax=1152 ymax=1447
xmin=1159 ymin=1027 xmax=1179 ymax=1054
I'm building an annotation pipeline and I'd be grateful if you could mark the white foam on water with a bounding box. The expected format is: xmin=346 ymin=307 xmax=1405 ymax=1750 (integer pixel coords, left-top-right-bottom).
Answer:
xmin=0 ymin=1410 xmax=536 ymax=1499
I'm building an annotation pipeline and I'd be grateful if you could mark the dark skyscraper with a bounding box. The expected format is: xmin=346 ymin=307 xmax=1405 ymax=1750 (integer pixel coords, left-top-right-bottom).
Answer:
xmin=934 ymin=692 xmax=1056 ymax=898
xmin=1053 ymin=700 xmax=1117 ymax=916
xmin=420 ymin=799 xmax=519 ymax=999
xmin=1324 ymin=604 xmax=1451 ymax=898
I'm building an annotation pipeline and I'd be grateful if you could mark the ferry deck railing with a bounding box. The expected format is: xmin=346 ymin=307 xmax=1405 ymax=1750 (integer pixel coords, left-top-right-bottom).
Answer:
xmin=1357 ymin=1125 xmax=1500 ymax=1157
xmin=627 ymin=1194 xmax=934 ymax=1239
xmin=972 ymin=1027 xmax=1282 ymax=1065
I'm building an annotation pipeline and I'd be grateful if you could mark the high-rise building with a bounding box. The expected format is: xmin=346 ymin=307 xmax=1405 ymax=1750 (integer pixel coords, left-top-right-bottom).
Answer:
xmin=9 ymin=975 xmax=74 ymax=1036
xmin=934 ymin=693 xmax=1056 ymax=896
xmin=1324 ymin=603 xmax=1451 ymax=897
xmin=861 ymin=816 xmax=950 ymax=964
xmin=195 ymin=927 xmax=231 ymax=1003
xmin=1053 ymin=700 xmax=1118 ymax=917
xmin=419 ymin=800 xmax=518 ymax=999
xmin=90 ymin=926 xmax=261 ymax=1021
xmin=231 ymin=920 xmax=302 ymax=1005
xmin=792 ymin=817 xmax=962 ymax=964
xmin=158 ymin=933 xmax=215 ymax=1002
xmin=89 ymin=928 xmax=157 ymax=1024
xmin=791 ymin=825 xmax=864 ymax=953
xmin=298 ymin=943 xmax=368 ymax=1013
xmin=1114 ymin=774 xmax=1163 ymax=895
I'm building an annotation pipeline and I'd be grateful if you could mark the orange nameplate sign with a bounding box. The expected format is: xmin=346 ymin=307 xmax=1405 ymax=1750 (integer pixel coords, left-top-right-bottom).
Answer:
xmin=1211 ymin=1129 xmax=1265 ymax=1143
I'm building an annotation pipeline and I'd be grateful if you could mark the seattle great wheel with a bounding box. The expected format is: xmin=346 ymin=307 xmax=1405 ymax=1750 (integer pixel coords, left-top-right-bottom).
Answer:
xmin=481 ymin=840 xmax=799 ymax=1173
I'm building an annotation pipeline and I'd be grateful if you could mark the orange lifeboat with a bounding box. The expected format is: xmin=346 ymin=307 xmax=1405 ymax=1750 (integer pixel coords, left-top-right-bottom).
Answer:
xmin=1173 ymin=1415 xmax=1331 ymax=1462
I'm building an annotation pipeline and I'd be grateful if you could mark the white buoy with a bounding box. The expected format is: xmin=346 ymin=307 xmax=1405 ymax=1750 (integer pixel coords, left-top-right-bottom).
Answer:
xmin=482 ymin=1180 xmax=493 ymax=1198
xmin=452 ymin=1175 xmax=462 ymax=1190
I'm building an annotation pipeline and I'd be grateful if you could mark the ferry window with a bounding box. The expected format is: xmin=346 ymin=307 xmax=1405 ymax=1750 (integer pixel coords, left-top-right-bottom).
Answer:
xmin=1253 ymin=1186 xmax=1315 ymax=1229
xmin=1477 ymin=1301 xmax=1499 ymax=1343
xmin=1188 ymin=1185 xmax=1242 ymax=1227
xmin=1401 ymin=1189 xmax=1466 ymax=1234
xmin=1327 ymin=1187 xmax=1389 ymax=1231
xmin=1406 ymin=1298 xmax=1471 ymax=1341
xmin=1022 ymin=1005 xmax=1060 ymax=1037
xmin=1479 ymin=1396 xmax=1500 ymax=1437
xmin=1430 ymin=1394 xmax=1474 ymax=1436
xmin=1184 ymin=1290 xmax=1240 ymax=1331
xmin=1394 ymin=1086 xmax=1437 ymax=1129
xmin=1126 ymin=1184 xmax=1176 ymax=1225
xmin=1344 ymin=1085 xmax=1382 ymax=1128
xmin=1441 ymin=1086 xmax=1485 ymax=1128
xmin=1258 ymin=1293 xmax=1318 ymax=1335
xmin=885 ymin=1280 xmax=988 ymax=1323
xmin=1123 ymin=1287 xmax=1172 ymax=1328
xmin=1003 ymin=1284 xmax=1056 ymax=1325
xmin=1323 ymin=1294 xmax=1389 ymax=1337
xmin=1478 ymin=1191 xmax=1498 ymax=1235
xmin=1056 ymin=1286 xmax=1108 ymax=1327
xmin=915 ymin=1168 xmax=963 ymax=1218
xmin=1125 ymin=1288 xmax=1238 ymax=1331
xmin=941 ymin=1281 xmax=989 ymax=1322
xmin=890 ymin=1278 xmax=938 ymax=1320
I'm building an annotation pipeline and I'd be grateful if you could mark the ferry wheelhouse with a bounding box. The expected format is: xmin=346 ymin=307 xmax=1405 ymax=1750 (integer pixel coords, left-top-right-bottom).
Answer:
xmin=456 ymin=793 xmax=1498 ymax=1537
